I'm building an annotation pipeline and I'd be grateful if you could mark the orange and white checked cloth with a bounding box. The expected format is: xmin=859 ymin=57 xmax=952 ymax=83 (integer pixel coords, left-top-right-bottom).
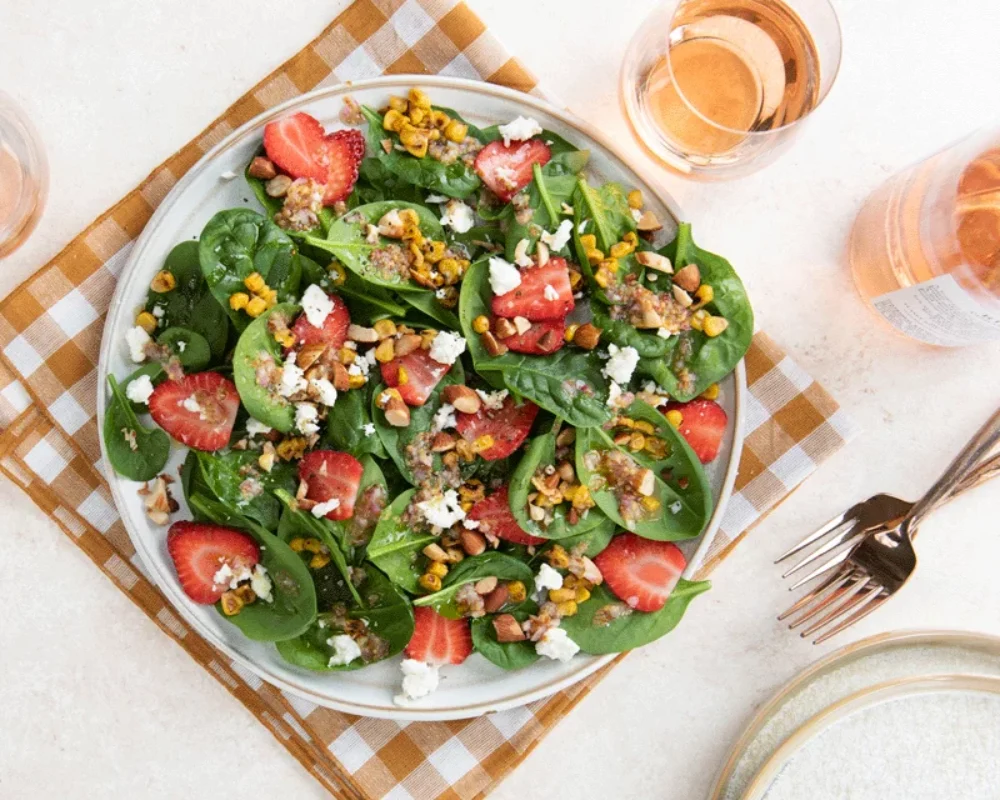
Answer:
xmin=0 ymin=2 xmax=856 ymax=797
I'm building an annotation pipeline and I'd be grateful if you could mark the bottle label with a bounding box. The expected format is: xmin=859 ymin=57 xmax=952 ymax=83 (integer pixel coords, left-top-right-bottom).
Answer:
xmin=872 ymin=275 xmax=1000 ymax=346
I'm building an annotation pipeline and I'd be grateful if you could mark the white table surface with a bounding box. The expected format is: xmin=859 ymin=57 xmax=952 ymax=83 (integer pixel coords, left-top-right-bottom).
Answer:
xmin=2 ymin=1 xmax=999 ymax=797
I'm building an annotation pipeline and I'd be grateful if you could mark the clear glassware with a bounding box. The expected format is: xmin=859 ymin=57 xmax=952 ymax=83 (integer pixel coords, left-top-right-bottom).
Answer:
xmin=0 ymin=91 xmax=48 ymax=258
xmin=850 ymin=128 xmax=1000 ymax=346
xmin=620 ymin=0 xmax=842 ymax=180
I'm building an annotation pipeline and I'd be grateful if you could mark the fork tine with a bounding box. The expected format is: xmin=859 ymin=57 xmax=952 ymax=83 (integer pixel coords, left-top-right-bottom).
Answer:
xmin=774 ymin=506 xmax=856 ymax=564
xmin=777 ymin=567 xmax=849 ymax=621
xmin=787 ymin=548 xmax=852 ymax=591
xmin=780 ymin=522 xmax=866 ymax=578
xmin=813 ymin=591 xmax=889 ymax=644
xmin=798 ymin=576 xmax=874 ymax=637
xmin=786 ymin=569 xmax=860 ymax=630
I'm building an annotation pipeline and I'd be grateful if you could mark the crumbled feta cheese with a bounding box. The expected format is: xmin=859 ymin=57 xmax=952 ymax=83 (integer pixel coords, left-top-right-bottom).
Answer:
xmin=220 ymin=170 xmax=238 ymax=180
xmin=311 ymin=377 xmax=338 ymax=407
xmin=435 ymin=288 xmax=448 ymax=299
xmin=606 ymin=381 xmax=623 ymax=408
xmin=416 ymin=489 xmax=466 ymax=529
xmin=488 ymin=256 xmax=522 ymax=296
xmin=476 ymin=389 xmax=509 ymax=411
xmin=429 ymin=331 xmax=466 ymax=366
xmin=669 ymin=500 xmax=683 ymax=515
xmin=295 ymin=403 xmax=320 ymax=435
xmin=151 ymin=306 xmax=164 ymax=319
xmin=541 ymin=219 xmax=574 ymax=252
xmin=602 ymin=344 xmax=640 ymax=384
xmin=394 ymin=659 xmax=440 ymax=704
xmin=312 ymin=498 xmax=341 ymax=517
xmin=362 ymin=423 xmax=376 ymax=437
xmin=246 ymin=417 xmax=272 ymax=437
xmin=213 ymin=561 xmax=252 ymax=589
xmin=425 ymin=193 xmax=449 ymax=203
xmin=177 ymin=340 xmax=187 ymax=352
xmin=535 ymin=563 xmax=563 ymax=595
xmin=326 ymin=634 xmax=362 ymax=667
xmin=440 ymin=199 xmax=475 ymax=233
xmin=125 ymin=374 xmax=154 ymax=405
xmin=462 ymin=519 xmax=481 ymax=530
xmin=126 ymin=326 xmax=151 ymax=362
xmin=498 ymin=116 xmax=543 ymax=147
xmin=301 ymin=284 xmax=334 ymax=328
xmin=543 ymin=284 xmax=559 ymax=301
xmin=181 ymin=395 xmax=202 ymax=414
xmin=431 ymin=403 xmax=457 ymax=433
xmin=279 ymin=354 xmax=308 ymax=397
xmin=577 ymin=219 xmax=588 ymax=234
xmin=535 ymin=627 xmax=580 ymax=662
xmin=250 ymin=564 xmax=273 ymax=602
xmin=631 ymin=208 xmax=643 ymax=223
xmin=657 ymin=328 xmax=672 ymax=339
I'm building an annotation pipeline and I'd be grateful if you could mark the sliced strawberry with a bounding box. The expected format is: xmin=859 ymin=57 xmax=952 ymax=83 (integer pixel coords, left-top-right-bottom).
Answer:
xmin=406 ymin=607 xmax=473 ymax=665
xmin=594 ymin=533 xmax=686 ymax=612
xmin=263 ymin=112 xmax=326 ymax=182
xmin=317 ymin=129 xmax=364 ymax=205
xmin=455 ymin=395 xmax=538 ymax=461
xmin=148 ymin=372 xmax=240 ymax=451
xmin=167 ymin=521 xmax=260 ymax=604
xmin=501 ymin=317 xmax=565 ymax=355
xmin=466 ymin=486 xmax=545 ymax=546
xmin=289 ymin=292 xmax=350 ymax=350
xmin=491 ymin=259 xmax=575 ymax=321
xmin=298 ymin=450 xmax=365 ymax=521
xmin=664 ymin=399 xmax=728 ymax=463
xmin=475 ymin=139 xmax=551 ymax=202
xmin=380 ymin=349 xmax=451 ymax=407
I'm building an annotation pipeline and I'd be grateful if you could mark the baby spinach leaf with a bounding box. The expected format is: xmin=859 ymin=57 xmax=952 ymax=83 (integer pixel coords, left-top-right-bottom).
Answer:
xmin=561 ymin=578 xmax=710 ymax=654
xmin=575 ymin=178 xmax=636 ymax=253
xmin=399 ymin=290 xmax=461 ymax=329
xmin=188 ymin=493 xmax=318 ymax=642
xmin=535 ymin=518 xmax=616 ymax=559
xmin=194 ymin=450 xmax=295 ymax=531
xmin=366 ymin=489 xmax=435 ymax=595
xmin=244 ymin=149 xmax=334 ymax=238
xmin=103 ymin=375 xmax=170 ymax=481
xmin=232 ymin=302 xmax=298 ymax=433
xmin=413 ymin=552 xmax=534 ymax=619
xmin=504 ymin=166 xmax=579 ymax=262
xmin=324 ymin=383 xmax=386 ymax=459
xmin=199 ymin=208 xmax=301 ymax=331
xmin=157 ymin=327 xmax=211 ymax=371
xmin=471 ymin=604 xmax=540 ymax=670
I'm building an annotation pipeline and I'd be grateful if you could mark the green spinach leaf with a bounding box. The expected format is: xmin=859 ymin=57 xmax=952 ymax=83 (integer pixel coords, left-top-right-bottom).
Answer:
xmin=194 ymin=450 xmax=295 ymax=531
xmin=324 ymin=382 xmax=387 ymax=459
xmin=366 ymin=489 xmax=435 ymax=595
xmin=232 ymin=302 xmax=298 ymax=433
xmin=471 ymin=604 xmax=540 ymax=670
xmin=575 ymin=179 xmax=636 ymax=253
xmin=103 ymin=375 xmax=170 ymax=481
xmin=244 ymin=149 xmax=334 ymax=237
xmin=413 ymin=552 xmax=533 ymax=619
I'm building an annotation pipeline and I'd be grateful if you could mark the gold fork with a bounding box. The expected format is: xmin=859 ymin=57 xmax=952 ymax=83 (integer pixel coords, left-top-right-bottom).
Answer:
xmin=777 ymin=407 xmax=1000 ymax=644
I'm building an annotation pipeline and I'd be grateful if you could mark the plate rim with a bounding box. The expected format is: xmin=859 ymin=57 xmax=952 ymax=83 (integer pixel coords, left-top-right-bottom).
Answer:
xmin=97 ymin=74 xmax=746 ymax=720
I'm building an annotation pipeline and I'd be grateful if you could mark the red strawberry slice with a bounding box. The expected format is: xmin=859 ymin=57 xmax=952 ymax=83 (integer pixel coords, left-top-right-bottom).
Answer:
xmin=455 ymin=394 xmax=538 ymax=461
xmin=466 ymin=486 xmax=545 ymax=546
xmin=664 ymin=399 xmax=728 ymax=463
xmin=406 ymin=607 xmax=473 ymax=665
xmin=298 ymin=450 xmax=365 ymax=521
xmin=594 ymin=533 xmax=686 ymax=612
xmin=501 ymin=317 xmax=565 ymax=355
xmin=475 ymin=139 xmax=551 ymax=202
xmin=318 ymin=129 xmax=364 ymax=205
xmin=148 ymin=371 xmax=240 ymax=451
xmin=263 ymin=112 xmax=326 ymax=182
xmin=491 ymin=259 xmax=575 ymax=321
xmin=167 ymin=521 xmax=260 ymax=604
xmin=289 ymin=292 xmax=350 ymax=350
xmin=381 ymin=349 xmax=451 ymax=407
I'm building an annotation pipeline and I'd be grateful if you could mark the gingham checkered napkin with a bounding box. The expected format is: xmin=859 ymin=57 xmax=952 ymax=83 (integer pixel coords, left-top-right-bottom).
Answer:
xmin=0 ymin=2 xmax=857 ymax=797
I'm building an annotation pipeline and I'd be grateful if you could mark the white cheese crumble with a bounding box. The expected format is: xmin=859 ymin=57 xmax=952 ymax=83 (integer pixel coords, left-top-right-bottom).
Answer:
xmin=181 ymin=395 xmax=202 ymax=414
xmin=311 ymin=377 xmax=338 ymax=407
xmin=246 ymin=417 xmax=272 ymax=437
xmin=177 ymin=340 xmax=187 ymax=352
xmin=535 ymin=563 xmax=564 ymax=597
xmin=326 ymin=634 xmax=362 ymax=667
xmin=541 ymin=219 xmax=574 ymax=252
xmin=362 ymin=422 xmax=376 ymax=437
xmin=394 ymin=659 xmax=440 ymax=704
xmin=125 ymin=374 xmax=154 ymax=405
xmin=602 ymin=344 xmax=640 ymax=384
xmin=669 ymin=500 xmax=683 ymax=515
xmin=295 ymin=403 xmax=320 ymax=435
xmin=151 ymin=306 xmax=164 ymax=319
xmin=312 ymin=498 xmax=341 ymax=518
xmin=425 ymin=193 xmax=449 ymax=203
xmin=462 ymin=519 xmax=481 ymax=530
xmin=498 ymin=116 xmax=543 ymax=147
xmin=416 ymin=489 xmax=466 ymax=529
xmin=250 ymin=564 xmax=273 ymax=603
xmin=213 ymin=561 xmax=252 ymax=589
xmin=606 ymin=381 xmax=623 ymax=408
xmin=301 ymin=284 xmax=334 ymax=328
xmin=429 ymin=331 xmax=466 ymax=366
xmin=577 ymin=219 xmax=589 ymax=234
xmin=543 ymin=283 xmax=559 ymax=301
xmin=657 ymin=328 xmax=673 ymax=339
xmin=631 ymin=208 xmax=643 ymax=223
xmin=488 ymin=256 xmax=522 ymax=296
xmin=535 ymin=627 xmax=580 ymax=662
xmin=440 ymin=199 xmax=475 ymax=233
xmin=279 ymin=354 xmax=308 ymax=397
xmin=431 ymin=403 xmax=457 ymax=433
xmin=476 ymin=389 xmax=509 ymax=411
xmin=125 ymin=326 xmax=151 ymax=363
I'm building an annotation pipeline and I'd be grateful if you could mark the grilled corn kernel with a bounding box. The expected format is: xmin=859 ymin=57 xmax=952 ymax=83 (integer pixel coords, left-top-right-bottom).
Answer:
xmin=623 ymin=231 xmax=639 ymax=246
xmin=545 ymin=545 xmax=570 ymax=569
xmin=408 ymin=106 xmax=427 ymax=126
xmin=701 ymin=383 xmax=720 ymax=401
xmin=472 ymin=315 xmax=491 ymax=334
xmin=374 ymin=339 xmax=395 ymax=363
xmin=641 ymin=496 xmax=662 ymax=512
xmin=388 ymin=95 xmax=408 ymax=113
xmin=229 ymin=292 xmax=250 ymax=311
xmin=427 ymin=561 xmax=449 ymax=579
xmin=339 ymin=347 xmax=356 ymax=365
xmin=348 ymin=374 xmax=367 ymax=389
xmin=665 ymin=409 xmax=683 ymax=428
xmin=398 ymin=208 xmax=420 ymax=228
xmin=627 ymin=189 xmax=643 ymax=209
xmin=445 ymin=547 xmax=465 ymax=564
xmin=568 ymin=269 xmax=583 ymax=289
xmin=593 ymin=267 xmax=612 ymax=289
xmin=234 ymin=584 xmax=257 ymax=605
xmin=395 ymin=365 xmax=409 ymax=386
xmin=585 ymin=247 xmax=604 ymax=265
xmin=548 ymin=587 xmax=576 ymax=603
xmin=579 ymin=234 xmax=597 ymax=250
xmin=610 ymin=241 xmax=633 ymax=259
xmin=507 ymin=581 xmax=527 ymax=604
xmin=383 ymin=109 xmax=405 ymax=132
xmin=274 ymin=329 xmax=295 ymax=348
xmin=373 ymin=319 xmax=397 ymax=339
xmin=262 ymin=288 xmax=279 ymax=307
xmin=419 ymin=573 xmax=442 ymax=592
xmin=444 ymin=120 xmax=468 ymax=143
xmin=404 ymin=138 xmax=428 ymax=158
xmin=289 ymin=538 xmax=307 ymax=552
xmin=423 ymin=240 xmax=446 ymax=263
xmin=329 ymin=262 xmax=347 ymax=285
xmin=472 ymin=435 xmax=495 ymax=454
xmin=301 ymin=538 xmax=323 ymax=554
xmin=557 ymin=600 xmax=579 ymax=617
xmin=245 ymin=296 xmax=268 ymax=317
xmin=408 ymin=241 xmax=425 ymax=268
xmin=689 ymin=309 xmax=707 ymax=331
xmin=275 ymin=436 xmax=308 ymax=460
xmin=420 ymin=329 xmax=438 ymax=348
xmin=629 ymin=433 xmax=646 ymax=452
xmin=563 ymin=574 xmax=579 ymax=589
xmin=244 ymin=272 xmax=266 ymax=293
xmin=696 ymin=284 xmax=714 ymax=304
xmin=135 ymin=311 xmax=158 ymax=334
xmin=220 ymin=591 xmax=244 ymax=616
xmin=574 ymin=586 xmax=591 ymax=603
xmin=309 ymin=552 xmax=331 ymax=570
xmin=600 ymin=258 xmax=620 ymax=275
xmin=408 ymin=87 xmax=431 ymax=109
xmin=704 ymin=316 xmax=729 ymax=337
xmin=150 ymin=270 xmax=177 ymax=293
xmin=632 ymin=420 xmax=654 ymax=435
xmin=430 ymin=109 xmax=451 ymax=129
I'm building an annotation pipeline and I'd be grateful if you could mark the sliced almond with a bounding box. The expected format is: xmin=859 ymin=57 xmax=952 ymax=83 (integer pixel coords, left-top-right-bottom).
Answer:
xmin=636 ymin=209 xmax=663 ymax=232
xmin=442 ymin=385 xmax=483 ymax=414
xmin=513 ymin=238 xmax=532 ymax=267
xmin=383 ymin=396 xmax=411 ymax=427
xmin=636 ymin=250 xmax=673 ymax=274
xmin=673 ymin=264 xmax=702 ymax=293
xmin=394 ymin=333 xmax=423 ymax=357
xmin=492 ymin=611 xmax=524 ymax=641
xmin=512 ymin=316 xmax=531 ymax=335
xmin=535 ymin=240 xmax=550 ymax=266
xmin=347 ymin=324 xmax=379 ymax=343
xmin=460 ymin=529 xmax=487 ymax=556
xmin=494 ymin=317 xmax=517 ymax=339
xmin=430 ymin=432 xmax=456 ymax=452
xmin=637 ymin=469 xmax=655 ymax=497
xmin=672 ymin=285 xmax=693 ymax=308
xmin=474 ymin=576 xmax=499 ymax=595
xmin=296 ymin=342 xmax=327 ymax=371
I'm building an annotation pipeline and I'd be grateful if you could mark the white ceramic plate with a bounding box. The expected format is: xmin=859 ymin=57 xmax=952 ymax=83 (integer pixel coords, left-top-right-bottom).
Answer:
xmin=97 ymin=76 xmax=746 ymax=720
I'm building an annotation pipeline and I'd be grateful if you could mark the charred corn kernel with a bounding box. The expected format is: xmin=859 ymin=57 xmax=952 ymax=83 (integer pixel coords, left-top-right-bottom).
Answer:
xmin=245 ymin=296 xmax=268 ymax=317
xmin=563 ymin=574 xmax=579 ymax=589
xmin=135 ymin=311 xmax=158 ymax=334
xmin=689 ymin=309 xmax=708 ymax=331
xmin=701 ymin=383 xmax=720 ymax=401
xmin=696 ymin=284 xmax=714 ymax=304
xmin=404 ymin=139 xmax=428 ymax=158
xmin=438 ymin=257 xmax=462 ymax=284
xmin=600 ymin=258 xmax=620 ymax=274
xmin=300 ymin=538 xmax=323 ymax=554
xmin=262 ymin=288 xmax=279 ymax=307
xmin=420 ymin=329 xmax=438 ymax=348
xmin=220 ymin=591 xmax=244 ymax=616
xmin=396 ymin=365 xmax=409 ymax=385
xmin=289 ymin=538 xmax=307 ymax=552
xmin=423 ymin=240 xmax=446 ymax=263
xmin=408 ymin=241 xmax=425 ymax=267
xmin=348 ymin=373 xmax=367 ymax=389
xmin=329 ymin=262 xmax=347 ymax=285
xmin=548 ymin=587 xmax=576 ymax=603
xmin=383 ymin=109 xmax=406 ymax=131
xmin=378 ymin=388 xmax=403 ymax=406
xmin=419 ymin=573 xmax=442 ymax=592
xmin=610 ymin=241 xmax=634 ymax=259
xmin=374 ymin=339 xmax=395 ymax=363
xmin=704 ymin=316 xmax=729 ymax=337
xmin=579 ymin=233 xmax=597 ymax=250
xmin=593 ymin=267 xmax=612 ymax=288
xmin=564 ymin=323 xmax=580 ymax=343
xmin=616 ymin=416 xmax=635 ymax=428
xmin=665 ymin=409 xmax=683 ymax=428
xmin=472 ymin=315 xmax=491 ymax=334
xmin=574 ymin=586 xmax=591 ymax=603
xmin=585 ymin=247 xmax=604 ymax=265
xmin=373 ymin=319 xmax=397 ymax=339
xmin=427 ymin=561 xmax=449 ymax=579
xmin=276 ymin=437 xmax=308 ymax=460
xmin=234 ymin=584 xmax=257 ymax=604
xmin=408 ymin=106 xmax=427 ymax=126
xmin=244 ymin=272 xmax=266 ymax=293
xmin=229 ymin=292 xmax=250 ymax=312
xmin=634 ymin=420 xmax=655 ymax=434
xmin=472 ymin=434 xmax=495 ymax=454
xmin=150 ymin=270 xmax=177 ymax=293
xmin=557 ymin=600 xmax=579 ymax=617
xmin=629 ymin=433 xmax=646 ymax=452
xmin=408 ymin=87 xmax=431 ymax=109
xmin=627 ymin=189 xmax=644 ymax=209
xmin=309 ymin=552 xmax=331 ymax=570
xmin=273 ymin=329 xmax=295 ymax=348
xmin=623 ymin=231 xmax=639 ymax=246
xmin=641 ymin=496 xmax=661 ymax=512
xmin=545 ymin=545 xmax=570 ymax=569
xmin=388 ymin=95 xmax=408 ymax=113
xmin=444 ymin=119 xmax=468 ymax=143
xmin=445 ymin=547 xmax=465 ymax=564
xmin=431 ymin=110 xmax=450 ymax=129
xmin=339 ymin=347 xmax=356 ymax=365
xmin=507 ymin=581 xmax=527 ymax=604
xmin=398 ymin=208 xmax=420 ymax=227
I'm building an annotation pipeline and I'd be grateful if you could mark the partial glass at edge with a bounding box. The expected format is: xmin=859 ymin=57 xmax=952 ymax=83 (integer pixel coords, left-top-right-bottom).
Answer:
xmin=620 ymin=0 xmax=842 ymax=180
xmin=0 ymin=91 xmax=48 ymax=258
